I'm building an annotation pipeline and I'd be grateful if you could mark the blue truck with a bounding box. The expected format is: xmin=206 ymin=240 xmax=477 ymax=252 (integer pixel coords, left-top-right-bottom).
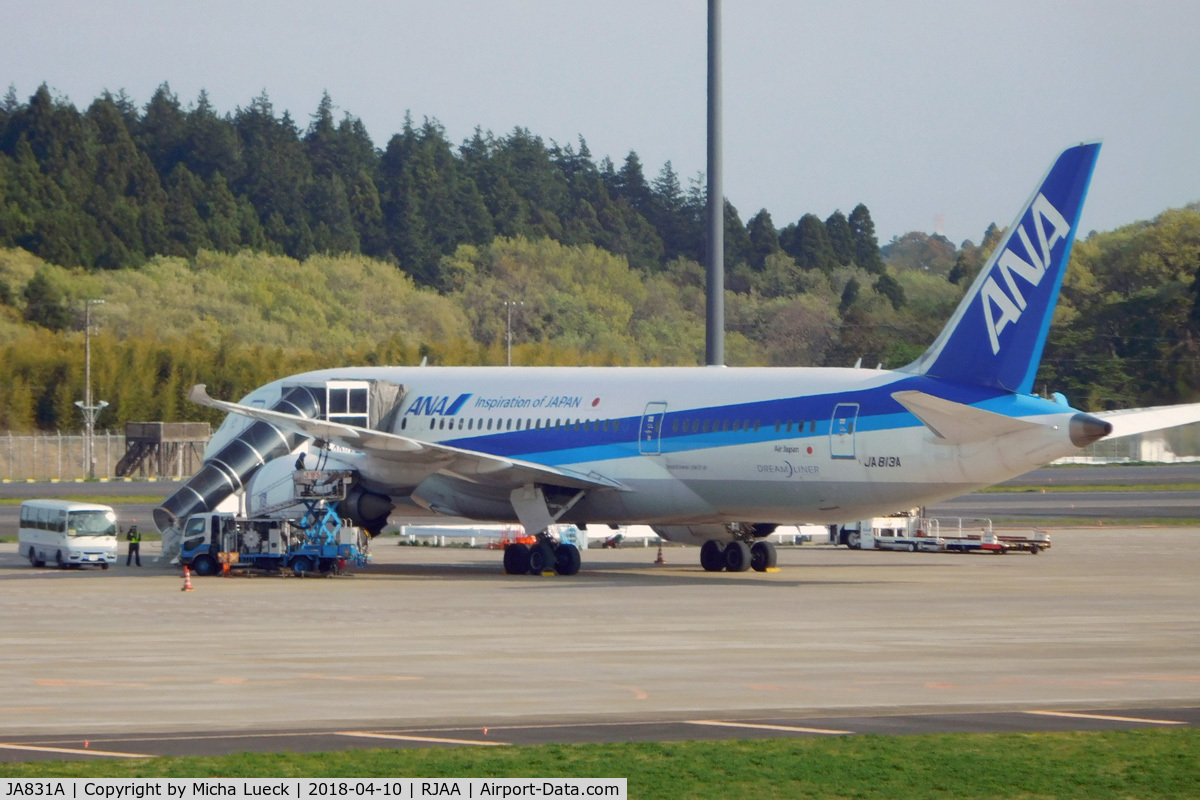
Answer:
xmin=178 ymin=470 xmax=370 ymax=576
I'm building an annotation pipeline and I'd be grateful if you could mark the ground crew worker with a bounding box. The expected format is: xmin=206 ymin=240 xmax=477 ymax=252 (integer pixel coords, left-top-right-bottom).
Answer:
xmin=125 ymin=523 xmax=142 ymax=567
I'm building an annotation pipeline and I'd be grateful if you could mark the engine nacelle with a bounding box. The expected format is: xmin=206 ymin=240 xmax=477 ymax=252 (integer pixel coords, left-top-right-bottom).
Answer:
xmin=244 ymin=452 xmax=394 ymax=536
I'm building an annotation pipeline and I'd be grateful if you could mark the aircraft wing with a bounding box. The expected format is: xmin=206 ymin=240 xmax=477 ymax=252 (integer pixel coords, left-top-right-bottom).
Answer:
xmin=1092 ymin=402 xmax=1200 ymax=439
xmin=891 ymin=390 xmax=1046 ymax=444
xmin=188 ymin=384 xmax=625 ymax=491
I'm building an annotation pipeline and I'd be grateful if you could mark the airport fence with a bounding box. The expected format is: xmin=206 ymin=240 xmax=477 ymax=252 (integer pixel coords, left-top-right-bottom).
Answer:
xmin=0 ymin=430 xmax=125 ymax=482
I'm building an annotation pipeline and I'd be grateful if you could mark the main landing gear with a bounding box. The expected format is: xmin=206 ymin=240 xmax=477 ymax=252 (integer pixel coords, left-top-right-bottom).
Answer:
xmin=503 ymin=534 xmax=582 ymax=576
xmin=700 ymin=539 xmax=777 ymax=573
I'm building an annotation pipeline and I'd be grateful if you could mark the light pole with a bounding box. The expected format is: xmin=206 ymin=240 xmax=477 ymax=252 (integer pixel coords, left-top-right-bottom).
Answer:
xmin=75 ymin=299 xmax=108 ymax=479
xmin=504 ymin=300 xmax=524 ymax=367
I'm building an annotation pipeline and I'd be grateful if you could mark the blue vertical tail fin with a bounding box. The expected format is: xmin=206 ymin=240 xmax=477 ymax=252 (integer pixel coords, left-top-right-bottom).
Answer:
xmin=903 ymin=142 xmax=1101 ymax=393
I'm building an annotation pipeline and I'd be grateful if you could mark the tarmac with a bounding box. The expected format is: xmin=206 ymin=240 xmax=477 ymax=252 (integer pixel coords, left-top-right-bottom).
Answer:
xmin=2 ymin=527 xmax=1199 ymax=760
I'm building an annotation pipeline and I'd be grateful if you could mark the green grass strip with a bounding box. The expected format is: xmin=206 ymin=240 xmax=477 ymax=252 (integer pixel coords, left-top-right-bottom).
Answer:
xmin=1 ymin=730 xmax=1198 ymax=799
xmin=982 ymin=483 xmax=1200 ymax=493
xmin=0 ymin=495 xmax=165 ymax=506
xmin=986 ymin=517 xmax=1200 ymax=528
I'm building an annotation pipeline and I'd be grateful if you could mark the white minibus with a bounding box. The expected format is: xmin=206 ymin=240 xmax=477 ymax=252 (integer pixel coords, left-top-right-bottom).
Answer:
xmin=19 ymin=500 xmax=119 ymax=569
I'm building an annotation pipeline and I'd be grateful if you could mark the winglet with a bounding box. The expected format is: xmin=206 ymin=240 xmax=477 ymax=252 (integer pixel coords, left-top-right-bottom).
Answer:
xmin=903 ymin=142 xmax=1101 ymax=393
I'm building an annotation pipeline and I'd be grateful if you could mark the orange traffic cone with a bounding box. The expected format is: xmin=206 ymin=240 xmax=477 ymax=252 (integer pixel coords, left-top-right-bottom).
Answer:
xmin=654 ymin=542 xmax=665 ymax=565
xmin=181 ymin=565 xmax=194 ymax=592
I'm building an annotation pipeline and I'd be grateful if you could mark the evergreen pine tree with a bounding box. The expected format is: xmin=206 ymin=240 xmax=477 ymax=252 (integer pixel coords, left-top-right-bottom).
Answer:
xmin=848 ymin=203 xmax=884 ymax=274
xmin=825 ymin=209 xmax=854 ymax=265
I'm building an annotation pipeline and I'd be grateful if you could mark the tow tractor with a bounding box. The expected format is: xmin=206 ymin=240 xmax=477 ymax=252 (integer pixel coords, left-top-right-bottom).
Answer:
xmin=178 ymin=470 xmax=370 ymax=576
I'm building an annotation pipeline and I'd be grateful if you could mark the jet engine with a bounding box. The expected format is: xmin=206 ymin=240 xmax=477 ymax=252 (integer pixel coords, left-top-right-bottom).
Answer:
xmin=243 ymin=452 xmax=394 ymax=537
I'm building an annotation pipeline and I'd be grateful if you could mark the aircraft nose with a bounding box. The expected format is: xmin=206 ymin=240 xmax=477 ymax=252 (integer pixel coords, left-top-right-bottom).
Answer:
xmin=1069 ymin=412 xmax=1113 ymax=447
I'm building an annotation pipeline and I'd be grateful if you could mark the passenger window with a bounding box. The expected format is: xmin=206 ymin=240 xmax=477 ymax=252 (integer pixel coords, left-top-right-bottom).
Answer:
xmin=613 ymin=420 xmax=620 ymax=432
xmin=487 ymin=419 xmax=493 ymax=430
xmin=702 ymin=420 xmax=710 ymax=433
xmin=400 ymin=418 xmax=408 ymax=430
xmin=809 ymin=420 xmax=817 ymax=433
xmin=672 ymin=420 xmax=679 ymax=433
xmin=722 ymin=420 xmax=730 ymax=432
xmin=774 ymin=421 xmax=780 ymax=433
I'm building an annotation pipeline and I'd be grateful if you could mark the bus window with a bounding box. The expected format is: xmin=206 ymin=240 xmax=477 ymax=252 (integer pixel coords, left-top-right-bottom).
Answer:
xmin=68 ymin=509 xmax=117 ymax=536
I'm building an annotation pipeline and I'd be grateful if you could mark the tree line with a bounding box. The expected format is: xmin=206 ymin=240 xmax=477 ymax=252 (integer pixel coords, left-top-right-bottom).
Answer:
xmin=0 ymin=83 xmax=889 ymax=293
xmin=2 ymin=84 xmax=1198 ymax=433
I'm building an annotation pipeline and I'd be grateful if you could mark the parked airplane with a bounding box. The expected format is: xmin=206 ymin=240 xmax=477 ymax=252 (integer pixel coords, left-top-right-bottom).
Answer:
xmin=155 ymin=142 xmax=1200 ymax=575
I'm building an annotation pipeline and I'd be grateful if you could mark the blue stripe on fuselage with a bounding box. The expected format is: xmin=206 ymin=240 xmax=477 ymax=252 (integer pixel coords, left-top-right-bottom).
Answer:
xmin=430 ymin=376 xmax=1069 ymax=466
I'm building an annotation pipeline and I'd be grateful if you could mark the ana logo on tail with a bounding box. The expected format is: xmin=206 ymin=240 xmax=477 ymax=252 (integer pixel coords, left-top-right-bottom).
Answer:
xmin=981 ymin=194 xmax=1071 ymax=354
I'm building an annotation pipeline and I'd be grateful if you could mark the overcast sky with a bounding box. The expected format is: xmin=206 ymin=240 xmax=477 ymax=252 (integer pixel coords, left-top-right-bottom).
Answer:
xmin=3 ymin=0 xmax=1198 ymax=246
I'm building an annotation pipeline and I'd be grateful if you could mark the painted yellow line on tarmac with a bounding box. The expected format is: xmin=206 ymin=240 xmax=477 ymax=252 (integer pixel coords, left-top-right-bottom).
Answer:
xmin=1024 ymin=710 xmax=1185 ymax=725
xmin=686 ymin=719 xmax=853 ymax=735
xmin=0 ymin=743 xmax=151 ymax=758
xmin=336 ymin=731 xmax=509 ymax=747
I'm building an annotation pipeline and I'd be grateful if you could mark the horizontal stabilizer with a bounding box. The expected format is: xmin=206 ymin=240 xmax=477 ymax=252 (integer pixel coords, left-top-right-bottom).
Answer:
xmin=892 ymin=390 xmax=1045 ymax=444
xmin=1093 ymin=402 xmax=1200 ymax=439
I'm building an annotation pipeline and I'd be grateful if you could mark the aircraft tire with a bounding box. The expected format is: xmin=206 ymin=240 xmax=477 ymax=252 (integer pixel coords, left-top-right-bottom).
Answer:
xmin=750 ymin=540 xmax=777 ymax=572
xmin=700 ymin=540 xmax=726 ymax=572
xmin=191 ymin=554 xmax=218 ymax=576
xmin=724 ymin=541 xmax=751 ymax=572
xmin=527 ymin=542 xmax=555 ymax=575
xmin=503 ymin=543 xmax=530 ymax=575
xmin=554 ymin=543 xmax=582 ymax=576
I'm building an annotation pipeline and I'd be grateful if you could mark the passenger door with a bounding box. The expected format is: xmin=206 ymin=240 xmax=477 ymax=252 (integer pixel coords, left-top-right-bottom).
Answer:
xmin=639 ymin=402 xmax=668 ymax=455
xmin=830 ymin=403 xmax=859 ymax=459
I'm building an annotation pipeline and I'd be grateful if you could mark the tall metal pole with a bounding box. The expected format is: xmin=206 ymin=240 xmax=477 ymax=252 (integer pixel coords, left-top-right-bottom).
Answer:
xmin=705 ymin=0 xmax=724 ymax=366
xmin=76 ymin=299 xmax=107 ymax=479
xmin=84 ymin=302 xmax=92 ymax=476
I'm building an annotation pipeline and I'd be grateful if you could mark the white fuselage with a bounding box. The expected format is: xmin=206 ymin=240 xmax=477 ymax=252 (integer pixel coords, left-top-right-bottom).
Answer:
xmin=222 ymin=365 xmax=1083 ymax=529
